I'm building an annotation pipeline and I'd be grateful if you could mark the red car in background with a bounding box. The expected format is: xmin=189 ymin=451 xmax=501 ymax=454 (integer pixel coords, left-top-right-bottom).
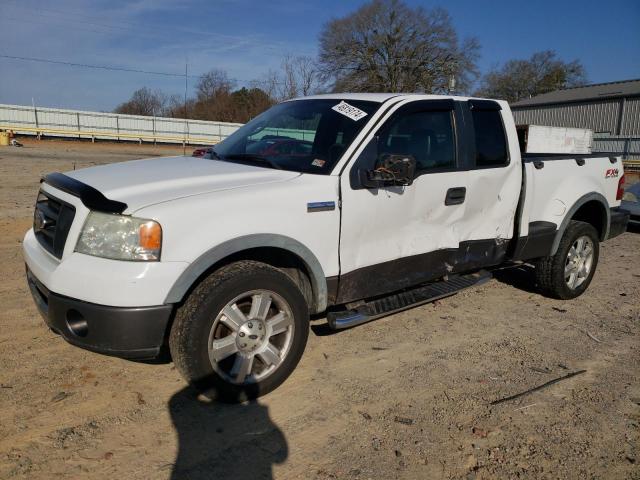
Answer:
xmin=191 ymin=147 xmax=212 ymax=157
xmin=246 ymin=137 xmax=313 ymax=156
xmin=193 ymin=137 xmax=312 ymax=159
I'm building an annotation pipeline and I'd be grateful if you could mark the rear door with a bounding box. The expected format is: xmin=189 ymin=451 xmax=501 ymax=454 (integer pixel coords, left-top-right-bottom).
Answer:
xmin=460 ymin=100 xmax=522 ymax=254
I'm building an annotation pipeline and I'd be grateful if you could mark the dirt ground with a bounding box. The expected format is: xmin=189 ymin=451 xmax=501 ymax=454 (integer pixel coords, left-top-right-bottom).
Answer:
xmin=1 ymin=138 xmax=638 ymax=480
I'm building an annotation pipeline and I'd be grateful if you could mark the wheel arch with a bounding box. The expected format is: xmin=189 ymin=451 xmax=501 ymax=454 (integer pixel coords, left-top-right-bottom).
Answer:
xmin=164 ymin=234 xmax=328 ymax=314
xmin=551 ymin=192 xmax=610 ymax=255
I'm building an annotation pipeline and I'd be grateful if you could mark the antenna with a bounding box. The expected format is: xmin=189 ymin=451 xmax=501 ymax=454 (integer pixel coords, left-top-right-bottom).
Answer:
xmin=448 ymin=75 xmax=456 ymax=95
xmin=183 ymin=60 xmax=188 ymax=156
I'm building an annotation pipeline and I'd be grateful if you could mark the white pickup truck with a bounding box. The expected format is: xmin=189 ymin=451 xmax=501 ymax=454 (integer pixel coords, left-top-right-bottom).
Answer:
xmin=24 ymin=94 xmax=629 ymax=401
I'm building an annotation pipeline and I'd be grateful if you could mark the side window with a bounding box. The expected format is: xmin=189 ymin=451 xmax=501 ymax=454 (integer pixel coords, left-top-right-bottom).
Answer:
xmin=471 ymin=109 xmax=508 ymax=167
xmin=378 ymin=110 xmax=455 ymax=173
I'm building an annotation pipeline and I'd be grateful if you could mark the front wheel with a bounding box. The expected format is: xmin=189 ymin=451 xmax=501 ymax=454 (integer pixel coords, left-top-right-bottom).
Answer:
xmin=534 ymin=220 xmax=600 ymax=300
xmin=169 ymin=260 xmax=309 ymax=402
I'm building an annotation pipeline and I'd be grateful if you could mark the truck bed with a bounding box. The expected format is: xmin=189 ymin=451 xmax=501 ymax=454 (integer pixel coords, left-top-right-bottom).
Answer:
xmin=513 ymin=152 xmax=624 ymax=260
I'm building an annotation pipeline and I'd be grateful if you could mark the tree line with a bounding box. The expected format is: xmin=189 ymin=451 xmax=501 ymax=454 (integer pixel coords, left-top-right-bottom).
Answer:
xmin=114 ymin=0 xmax=586 ymax=123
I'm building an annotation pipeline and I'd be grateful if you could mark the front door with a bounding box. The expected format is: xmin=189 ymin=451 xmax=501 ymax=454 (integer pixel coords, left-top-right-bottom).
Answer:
xmin=338 ymin=99 xmax=468 ymax=303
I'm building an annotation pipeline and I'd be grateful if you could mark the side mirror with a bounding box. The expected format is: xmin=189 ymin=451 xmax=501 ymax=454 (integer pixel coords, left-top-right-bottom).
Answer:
xmin=359 ymin=154 xmax=416 ymax=188
xmin=349 ymin=136 xmax=417 ymax=189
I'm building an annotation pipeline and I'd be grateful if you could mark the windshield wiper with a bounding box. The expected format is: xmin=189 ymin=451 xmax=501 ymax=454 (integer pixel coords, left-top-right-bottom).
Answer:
xmin=222 ymin=154 xmax=283 ymax=170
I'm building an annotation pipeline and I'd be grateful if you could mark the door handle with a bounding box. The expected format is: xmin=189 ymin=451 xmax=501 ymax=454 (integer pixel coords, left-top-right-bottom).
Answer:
xmin=445 ymin=187 xmax=466 ymax=206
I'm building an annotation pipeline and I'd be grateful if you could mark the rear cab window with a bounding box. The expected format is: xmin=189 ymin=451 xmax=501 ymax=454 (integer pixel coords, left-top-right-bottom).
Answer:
xmin=469 ymin=101 xmax=509 ymax=168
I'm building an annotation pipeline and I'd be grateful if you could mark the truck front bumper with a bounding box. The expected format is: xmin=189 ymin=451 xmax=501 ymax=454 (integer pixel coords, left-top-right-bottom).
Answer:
xmin=27 ymin=267 xmax=174 ymax=360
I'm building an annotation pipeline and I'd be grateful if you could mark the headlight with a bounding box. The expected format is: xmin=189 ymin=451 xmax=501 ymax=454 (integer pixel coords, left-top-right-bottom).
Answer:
xmin=622 ymin=191 xmax=637 ymax=203
xmin=76 ymin=211 xmax=162 ymax=261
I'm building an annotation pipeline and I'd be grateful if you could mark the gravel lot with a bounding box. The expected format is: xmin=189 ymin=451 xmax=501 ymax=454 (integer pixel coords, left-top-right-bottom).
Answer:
xmin=1 ymin=139 xmax=638 ymax=479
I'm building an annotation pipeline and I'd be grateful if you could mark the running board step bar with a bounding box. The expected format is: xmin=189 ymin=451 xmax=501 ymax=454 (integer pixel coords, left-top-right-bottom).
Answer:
xmin=327 ymin=270 xmax=492 ymax=330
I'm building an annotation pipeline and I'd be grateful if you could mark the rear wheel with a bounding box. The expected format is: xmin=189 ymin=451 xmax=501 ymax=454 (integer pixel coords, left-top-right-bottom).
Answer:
xmin=534 ymin=220 xmax=599 ymax=299
xmin=169 ymin=260 xmax=309 ymax=402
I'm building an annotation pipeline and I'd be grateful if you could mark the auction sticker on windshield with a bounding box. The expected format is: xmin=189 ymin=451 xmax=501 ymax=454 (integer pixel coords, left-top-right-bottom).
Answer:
xmin=311 ymin=159 xmax=326 ymax=167
xmin=332 ymin=101 xmax=368 ymax=121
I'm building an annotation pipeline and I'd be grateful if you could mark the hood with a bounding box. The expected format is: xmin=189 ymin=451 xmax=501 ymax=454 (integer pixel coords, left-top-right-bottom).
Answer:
xmin=65 ymin=156 xmax=300 ymax=212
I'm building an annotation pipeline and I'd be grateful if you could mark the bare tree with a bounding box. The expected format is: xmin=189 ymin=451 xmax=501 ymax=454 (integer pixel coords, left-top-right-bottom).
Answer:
xmin=318 ymin=0 xmax=479 ymax=93
xmin=114 ymin=87 xmax=174 ymax=116
xmin=256 ymin=56 xmax=322 ymax=102
xmin=190 ymin=69 xmax=238 ymax=121
xmin=474 ymin=50 xmax=587 ymax=103
xmin=115 ymin=60 xmax=318 ymax=123
xmin=231 ymin=87 xmax=274 ymax=122
xmin=292 ymin=56 xmax=321 ymax=96
xmin=251 ymin=71 xmax=279 ymax=102
xmin=196 ymin=69 xmax=236 ymax=101
xmin=281 ymin=55 xmax=300 ymax=100
xmin=281 ymin=55 xmax=322 ymax=98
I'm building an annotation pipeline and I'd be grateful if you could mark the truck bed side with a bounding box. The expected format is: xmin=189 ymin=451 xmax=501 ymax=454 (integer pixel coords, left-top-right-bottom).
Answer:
xmin=513 ymin=154 xmax=624 ymax=261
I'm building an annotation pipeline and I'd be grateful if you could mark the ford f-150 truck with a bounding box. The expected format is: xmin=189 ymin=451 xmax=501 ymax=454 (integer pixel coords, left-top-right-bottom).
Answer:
xmin=24 ymin=94 xmax=630 ymax=401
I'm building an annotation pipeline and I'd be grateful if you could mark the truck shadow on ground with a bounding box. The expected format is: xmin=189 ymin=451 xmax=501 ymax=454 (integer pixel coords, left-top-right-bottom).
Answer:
xmin=492 ymin=264 xmax=539 ymax=294
xmin=627 ymin=223 xmax=640 ymax=234
xmin=168 ymin=382 xmax=287 ymax=480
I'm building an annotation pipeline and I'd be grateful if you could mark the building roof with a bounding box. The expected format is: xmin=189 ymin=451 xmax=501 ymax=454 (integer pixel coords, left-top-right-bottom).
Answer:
xmin=511 ymin=78 xmax=640 ymax=107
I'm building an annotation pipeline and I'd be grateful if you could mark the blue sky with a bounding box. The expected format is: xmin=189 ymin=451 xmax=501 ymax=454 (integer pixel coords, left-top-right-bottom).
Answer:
xmin=0 ymin=0 xmax=638 ymax=111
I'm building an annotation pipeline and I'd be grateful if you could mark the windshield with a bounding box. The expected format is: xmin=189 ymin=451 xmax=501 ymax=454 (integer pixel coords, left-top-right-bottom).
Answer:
xmin=211 ymin=99 xmax=381 ymax=174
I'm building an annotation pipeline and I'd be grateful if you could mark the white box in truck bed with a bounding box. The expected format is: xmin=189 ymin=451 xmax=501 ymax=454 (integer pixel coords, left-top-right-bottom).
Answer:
xmin=517 ymin=124 xmax=593 ymax=154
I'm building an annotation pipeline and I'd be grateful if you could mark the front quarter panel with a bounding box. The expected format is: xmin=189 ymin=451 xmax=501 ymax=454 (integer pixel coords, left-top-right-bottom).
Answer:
xmin=134 ymin=173 xmax=341 ymax=308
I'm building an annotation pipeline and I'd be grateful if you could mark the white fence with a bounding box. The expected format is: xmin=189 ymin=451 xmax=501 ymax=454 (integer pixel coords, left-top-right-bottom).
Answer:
xmin=0 ymin=103 xmax=242 ymax=145
xmin=592 ymin=136 xmax=640 ymax=160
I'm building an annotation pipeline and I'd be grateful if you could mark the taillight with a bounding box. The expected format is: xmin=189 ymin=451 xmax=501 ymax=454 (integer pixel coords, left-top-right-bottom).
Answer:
xmin=616 ymin=174 xmax=625 ymax=201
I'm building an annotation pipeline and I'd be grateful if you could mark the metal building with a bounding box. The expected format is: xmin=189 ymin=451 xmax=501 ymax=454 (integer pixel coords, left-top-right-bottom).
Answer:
xmin=511 ymin=79 xmax=640 ymax=159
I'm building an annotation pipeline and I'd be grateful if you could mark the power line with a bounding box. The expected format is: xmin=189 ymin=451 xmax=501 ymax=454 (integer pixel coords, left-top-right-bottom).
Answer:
xmin=0 ymin=53 xmax=200 ymax=78
xmin=0 ymin=53 xmax=291 ymax=86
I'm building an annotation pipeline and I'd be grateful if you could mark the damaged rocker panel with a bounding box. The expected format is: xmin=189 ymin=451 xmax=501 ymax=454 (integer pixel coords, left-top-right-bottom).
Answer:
xmin=335 ymin=238 xmax=509 ymax=304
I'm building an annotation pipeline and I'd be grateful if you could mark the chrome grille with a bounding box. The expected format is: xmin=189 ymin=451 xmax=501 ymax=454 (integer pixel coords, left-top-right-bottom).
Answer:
xmin=34 ymin=191 xmax=76 ymax=259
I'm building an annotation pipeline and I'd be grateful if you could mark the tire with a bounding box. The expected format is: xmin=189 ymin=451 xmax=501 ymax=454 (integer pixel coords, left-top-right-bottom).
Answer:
xmin=169 ymin=260 xmax=309 ymax=402
xmin=534 ymin=220 xmax=600 ymax=300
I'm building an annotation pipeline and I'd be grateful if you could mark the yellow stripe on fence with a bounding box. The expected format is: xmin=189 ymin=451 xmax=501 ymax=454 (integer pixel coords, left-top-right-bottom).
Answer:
xmin=0 ymin=124 xmax=220 ymax=145
xmin=624 ymin=159 xmax=640 ymax=170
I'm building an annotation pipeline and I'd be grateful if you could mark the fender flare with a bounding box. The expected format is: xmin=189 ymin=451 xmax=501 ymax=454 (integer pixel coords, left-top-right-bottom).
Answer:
xmin=164 ymin=234 xmax=328 ymax=313
xmin=550 ymin=192 xmax=610 ymax=255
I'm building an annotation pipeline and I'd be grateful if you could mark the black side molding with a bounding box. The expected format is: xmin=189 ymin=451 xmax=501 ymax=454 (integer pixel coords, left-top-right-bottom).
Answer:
xmin=607 ymin=207 xmax=629 ymax=240
xmin=511 ymin=221 xmax=557 ymax=261
xmin=42 ymin=173 xmax=127 ymax=214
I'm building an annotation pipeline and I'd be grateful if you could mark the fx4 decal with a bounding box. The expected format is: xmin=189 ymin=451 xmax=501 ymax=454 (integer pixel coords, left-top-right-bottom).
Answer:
xmin=605 ymin=168 xmax=619 ymax=178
